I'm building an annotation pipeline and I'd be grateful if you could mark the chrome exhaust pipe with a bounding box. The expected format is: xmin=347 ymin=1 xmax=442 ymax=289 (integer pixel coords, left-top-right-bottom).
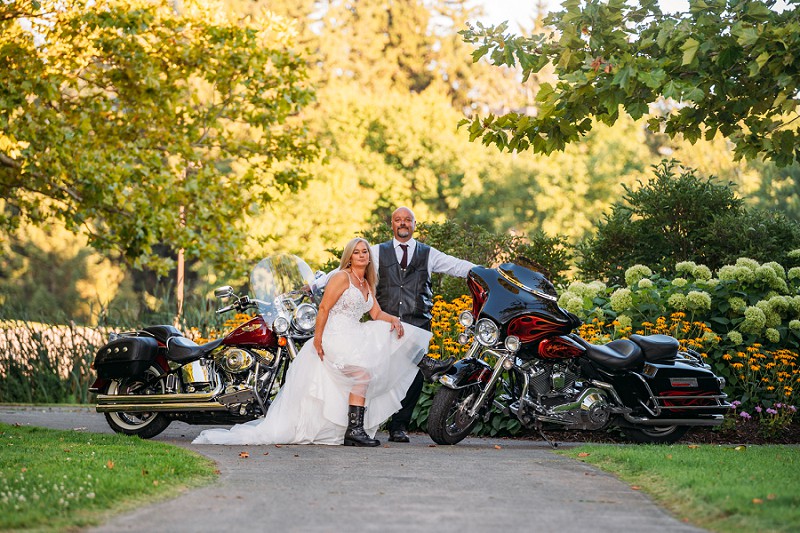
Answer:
xmin=96 ymin=402 xmax=229 ymax=413
xmin=96 ymin=391 xmax=217 ymax=405
xmin=96 ymin=380 xmax=224 ymax=406
xmin=624 ymin=415 xmax=725 ymax=426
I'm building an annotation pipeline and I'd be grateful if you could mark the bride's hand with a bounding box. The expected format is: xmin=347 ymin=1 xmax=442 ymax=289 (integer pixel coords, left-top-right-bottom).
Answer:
xmin=391 ymin=318 xmax=404 ymax=339
xmin=314 ymin=339 xmax=324 ymax=360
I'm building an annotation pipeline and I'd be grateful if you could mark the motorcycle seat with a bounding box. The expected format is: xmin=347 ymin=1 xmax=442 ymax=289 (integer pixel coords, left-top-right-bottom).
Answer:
xmin=629 ymin=334 xmax=679 ymax=362
xmin=143 ymin=325 xmax=183 ymax=344
xmin=166 ymin=336 xmax=224 ymax=363
xmin=582 ymin=338 xmax=644 ymax=369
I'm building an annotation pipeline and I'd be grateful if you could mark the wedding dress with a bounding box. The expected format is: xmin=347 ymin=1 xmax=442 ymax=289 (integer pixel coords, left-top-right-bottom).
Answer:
xmin=193 ymin=279 xmax=432 ymax=445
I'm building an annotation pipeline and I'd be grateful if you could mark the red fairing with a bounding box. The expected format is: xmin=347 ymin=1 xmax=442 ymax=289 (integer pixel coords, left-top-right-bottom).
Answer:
xmin=223 ymin=316 xmax=278 ymax=347
xmin=508 ymin=315 xmax=574 ymax=345
xmin=467 ymin=275 xmax=487 ymax=317
xmin=537 ymin=336 xmax=585 ymax=360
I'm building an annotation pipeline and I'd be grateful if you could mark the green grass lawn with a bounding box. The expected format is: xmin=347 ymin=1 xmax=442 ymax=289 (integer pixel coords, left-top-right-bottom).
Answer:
xmin=561 ymin=444 xmax=800 ymax=533
xmin=0 ymin=423 xmax=216 ymax=531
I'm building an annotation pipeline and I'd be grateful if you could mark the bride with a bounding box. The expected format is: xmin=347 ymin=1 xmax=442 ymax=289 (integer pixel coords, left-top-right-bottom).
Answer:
xmin=193 ymin=238 xmax=432 ymax=447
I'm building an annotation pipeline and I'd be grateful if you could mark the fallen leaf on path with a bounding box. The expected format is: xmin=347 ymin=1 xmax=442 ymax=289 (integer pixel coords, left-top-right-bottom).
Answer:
xmin=263 ymin=452 xmax=269 ymax=456
xmin=577 ymin=452 xmax=590 ymax=457
xmin=752 ymin=498 xmax=763 ymax=504
xmin=153 ymin=480 xmax=159 ymax=486
xmin=687 ymin=444 xmax=699 ymax=449
xmin=494 ymin=445 xmax=502 ymax=450
xmin=631 ymin=486 xmax=641 ymax=490
xmin=106 ymin=460 xmax=115 ymax=469
xmin=428 ymin=444 xmax=436 ymax=447
xmin=239 ymin=452 xmax=249 ymax=458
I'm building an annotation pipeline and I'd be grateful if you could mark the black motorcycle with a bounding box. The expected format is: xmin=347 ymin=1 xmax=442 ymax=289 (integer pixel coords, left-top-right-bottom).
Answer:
xmin=426 ymin=263 xmax=731 ymax=445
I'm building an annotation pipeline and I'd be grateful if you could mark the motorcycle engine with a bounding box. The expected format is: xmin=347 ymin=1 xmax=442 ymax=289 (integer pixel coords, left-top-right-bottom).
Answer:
xmin=214 ymin=348 xmax=255 ymax=373
xmin=523 ymin=362 xmax=611 ymax=430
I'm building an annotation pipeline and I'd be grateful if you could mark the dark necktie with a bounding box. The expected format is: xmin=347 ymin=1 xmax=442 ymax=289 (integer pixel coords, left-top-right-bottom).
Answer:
xmin=399 ymin=244 xmax=409 ymax=269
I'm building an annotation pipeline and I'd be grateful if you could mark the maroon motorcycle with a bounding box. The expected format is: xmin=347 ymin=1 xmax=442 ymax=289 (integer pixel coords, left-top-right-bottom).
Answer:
xmin=427 ymin=263 xmax=731 ymax=445
xmin=90 ymin=255 xmax=321 ymax=438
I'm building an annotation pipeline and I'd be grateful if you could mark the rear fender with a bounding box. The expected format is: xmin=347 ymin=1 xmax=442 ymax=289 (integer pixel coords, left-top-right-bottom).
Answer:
xmin=438 ymin=357 xmax=493 ymax=389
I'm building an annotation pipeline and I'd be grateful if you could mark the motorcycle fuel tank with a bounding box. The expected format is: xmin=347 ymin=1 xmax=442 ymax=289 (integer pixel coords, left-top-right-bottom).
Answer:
xmin=223 ymin=316 xmax=278 ymax=347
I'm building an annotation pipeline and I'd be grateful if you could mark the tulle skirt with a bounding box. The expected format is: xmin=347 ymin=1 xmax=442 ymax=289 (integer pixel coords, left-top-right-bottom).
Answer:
xmin=193 ymin=320 xmax=431 ymax=445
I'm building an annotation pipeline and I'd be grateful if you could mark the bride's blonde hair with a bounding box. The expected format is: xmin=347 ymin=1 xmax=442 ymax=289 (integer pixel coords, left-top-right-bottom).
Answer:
xmin=339 ymin=237 xmax=377 ymax=293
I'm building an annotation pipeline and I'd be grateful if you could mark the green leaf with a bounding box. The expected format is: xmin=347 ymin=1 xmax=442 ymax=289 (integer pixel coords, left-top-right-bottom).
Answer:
xmin=612 ymin=64 xmax=635 ymax=91
xmin=680 ymin=38 xmax=699 ymax=65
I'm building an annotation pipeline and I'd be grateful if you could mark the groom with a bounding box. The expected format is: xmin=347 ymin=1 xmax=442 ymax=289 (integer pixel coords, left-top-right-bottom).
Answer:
xmin=372 ymin=206 xmax=475 ymax=442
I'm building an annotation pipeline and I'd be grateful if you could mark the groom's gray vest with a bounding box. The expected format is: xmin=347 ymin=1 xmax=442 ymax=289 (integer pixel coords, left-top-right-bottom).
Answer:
xmin=377 ymin=241 xmax=433 ymax=331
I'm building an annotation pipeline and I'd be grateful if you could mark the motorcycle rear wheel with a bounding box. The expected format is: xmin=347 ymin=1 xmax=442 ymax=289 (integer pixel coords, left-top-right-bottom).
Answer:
xmin=104 ymin=364 xmax=171 ymax=439
xmin=621 ymin=425 xmax=689 ymax=444
xmin=427 ymin=386 xmax=480 ymax=445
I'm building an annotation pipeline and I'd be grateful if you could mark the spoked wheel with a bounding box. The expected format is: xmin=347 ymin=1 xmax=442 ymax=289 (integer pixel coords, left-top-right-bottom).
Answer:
xmin=427 ymin=386 xmax=481 ymax=445
xmin=104 ymin=365 xmax=171 ymax=439
xmin=621 ymin=425 xmax=689 ymax=444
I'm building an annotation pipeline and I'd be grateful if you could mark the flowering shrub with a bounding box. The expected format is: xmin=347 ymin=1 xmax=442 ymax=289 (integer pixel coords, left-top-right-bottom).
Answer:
xmin=729 ymin=400 xmax=798 ymax=438
xmin=428 ymin=295 xmax=472 ymax=361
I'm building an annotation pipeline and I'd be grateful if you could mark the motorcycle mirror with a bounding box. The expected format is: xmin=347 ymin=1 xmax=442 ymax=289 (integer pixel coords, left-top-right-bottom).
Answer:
xmin=214 ymin=286 xmax=234 ymax=300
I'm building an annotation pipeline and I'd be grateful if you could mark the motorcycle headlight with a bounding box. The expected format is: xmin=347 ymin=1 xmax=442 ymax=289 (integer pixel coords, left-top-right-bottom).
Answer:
xmin=458 ymin=310 xmax=474 ymax=328
xmin=293 ymin=304 xmax=317 ymax=333
xmin=273 ymin=316 xmax=290 ymax=335
xmin=504 ymin=335 xmax=521 ymax=353
xmin=475 ymin=318 xmax=500 ymax=346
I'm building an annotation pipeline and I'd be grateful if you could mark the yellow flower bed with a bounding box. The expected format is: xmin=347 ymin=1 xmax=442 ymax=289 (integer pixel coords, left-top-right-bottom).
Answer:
xmin=726 ymin=344 xmax=799 ymax=406
xmin=579 ymin=312 xmax=720 ymax=358
xmin=428 ymin=295 xmax=473 ymax=360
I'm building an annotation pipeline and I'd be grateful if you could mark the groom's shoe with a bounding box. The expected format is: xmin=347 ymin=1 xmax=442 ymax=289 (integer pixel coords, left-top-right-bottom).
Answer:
xmin=388 ymin=428 xmax=410 ymax=443
xmin=418 ymin=355 xmax=455 ymax=382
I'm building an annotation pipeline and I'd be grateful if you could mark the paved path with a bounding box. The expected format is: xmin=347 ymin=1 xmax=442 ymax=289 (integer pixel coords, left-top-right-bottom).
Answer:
xmin=1 ymin=406 xmax=706 ymax=533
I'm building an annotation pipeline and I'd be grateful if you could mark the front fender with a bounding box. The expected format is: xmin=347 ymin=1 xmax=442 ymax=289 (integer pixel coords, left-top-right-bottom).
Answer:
xmin=438 ymin=357 xmax=493 ymax=389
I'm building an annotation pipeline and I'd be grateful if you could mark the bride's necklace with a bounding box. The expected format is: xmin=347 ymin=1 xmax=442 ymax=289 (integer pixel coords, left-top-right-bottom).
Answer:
xmin=351 ymin=270 xmax=366 ymax=287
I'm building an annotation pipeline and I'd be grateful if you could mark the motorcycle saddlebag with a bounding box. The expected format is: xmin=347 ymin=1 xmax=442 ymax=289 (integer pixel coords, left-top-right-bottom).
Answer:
xmin=94 ymin=336 xmax=159 ymax=379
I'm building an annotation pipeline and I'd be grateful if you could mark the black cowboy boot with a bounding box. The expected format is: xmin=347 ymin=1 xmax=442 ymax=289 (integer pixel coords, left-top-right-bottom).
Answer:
xmin=344 ymin=405 xmax=380 ymax=447
xmin=418 ymin=355 xmax=455 ymax=382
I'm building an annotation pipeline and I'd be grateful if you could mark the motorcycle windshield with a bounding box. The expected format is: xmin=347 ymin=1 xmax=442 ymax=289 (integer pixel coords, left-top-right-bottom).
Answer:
xmin=249 ymin=254 xmax=321 ymax=325
xmin=470 ymin=263 xmax=573 ymax=327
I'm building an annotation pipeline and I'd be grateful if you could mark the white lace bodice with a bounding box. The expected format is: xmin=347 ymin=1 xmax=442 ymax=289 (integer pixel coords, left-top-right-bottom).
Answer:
xmin=328 ymin=282 xmax=373 ymax=327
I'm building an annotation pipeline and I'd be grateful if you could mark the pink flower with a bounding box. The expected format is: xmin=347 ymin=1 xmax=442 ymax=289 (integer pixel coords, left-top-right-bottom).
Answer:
xmin=776 ymin=403 xmax=784 ymax=409
xmin=755 ymin=405 xmax=763 ymax=413
xmin=766 ymin=408 xmax=778 ymax=415
xmin=732 ymin=400 xmax=742 ymax=407
xmin=790 ymin=406 xmax=797 ymax=413
xmin=740 ymin=411 xmax=751 ymax=419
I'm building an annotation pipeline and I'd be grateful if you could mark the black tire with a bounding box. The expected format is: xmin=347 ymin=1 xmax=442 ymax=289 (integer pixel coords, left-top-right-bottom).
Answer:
xmin=103 ymin=365 xmax=171 ymax=439
xmin=427 ymin=386 xmax=481 ymax=445
xmin=621 ymin=425 xmax=689 ymax=444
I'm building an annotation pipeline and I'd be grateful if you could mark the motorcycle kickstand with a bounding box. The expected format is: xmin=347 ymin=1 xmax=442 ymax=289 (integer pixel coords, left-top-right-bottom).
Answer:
xmin=534 ymin=421 xmax=558 ymax=449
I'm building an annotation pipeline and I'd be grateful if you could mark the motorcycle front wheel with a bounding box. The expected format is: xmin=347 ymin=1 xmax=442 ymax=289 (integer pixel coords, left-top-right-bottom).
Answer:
xmin=621 ymin=425 xmax=689 ymax=444
xmin=104 ymin=364 xmax=171 ymax=439
xmin=427 ymin=385 xmax=480 ymax=445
